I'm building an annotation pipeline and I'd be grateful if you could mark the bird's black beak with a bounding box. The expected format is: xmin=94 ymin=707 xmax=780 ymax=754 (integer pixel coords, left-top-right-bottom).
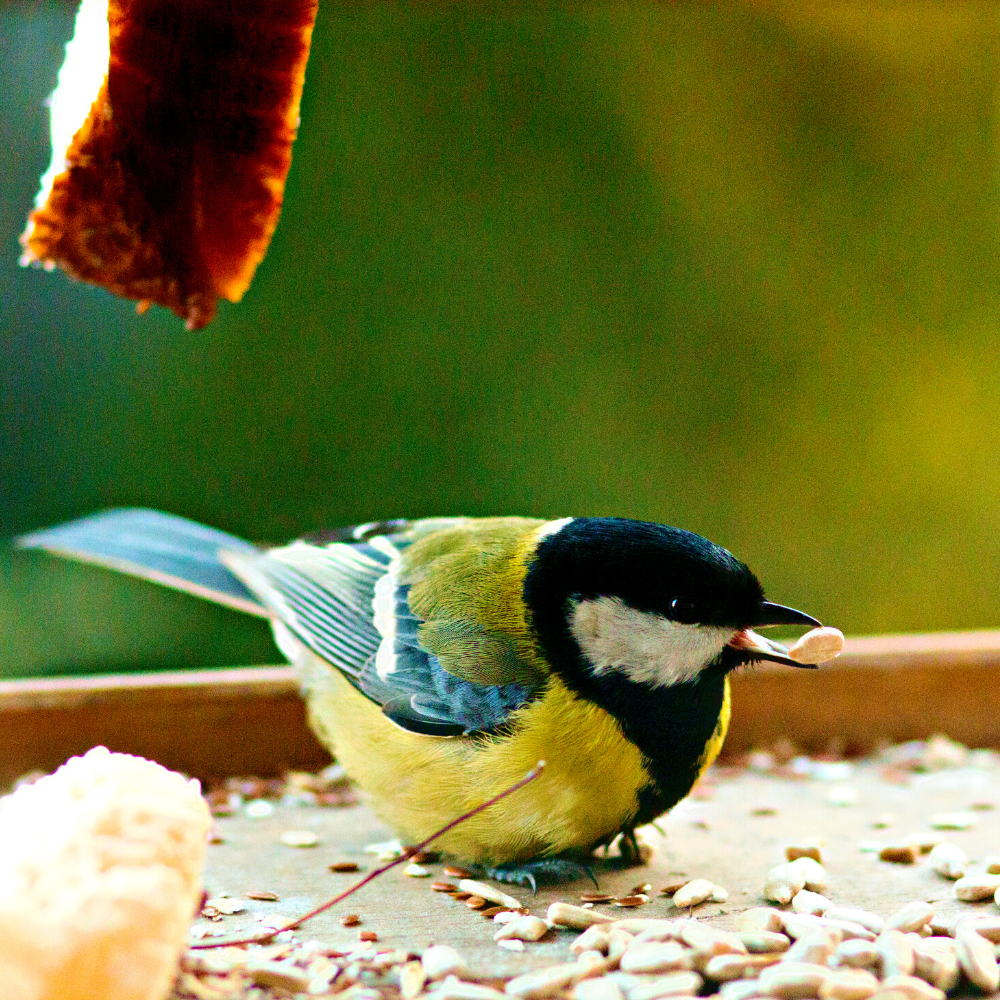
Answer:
xmin=727 ymin=601 xmax=823 ymax=668
xmin=751 ymin=601 xmax=822 ymax=629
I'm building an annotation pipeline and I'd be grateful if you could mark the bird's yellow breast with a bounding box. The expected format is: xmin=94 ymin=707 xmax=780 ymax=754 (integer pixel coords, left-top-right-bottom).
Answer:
xmin=299 ymin=648 xmax=656 ymax=863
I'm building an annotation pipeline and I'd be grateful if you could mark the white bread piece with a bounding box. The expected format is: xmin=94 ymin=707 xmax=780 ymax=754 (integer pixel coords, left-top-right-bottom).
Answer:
xmin=0 ymin=746 xmax=210 ymax=1000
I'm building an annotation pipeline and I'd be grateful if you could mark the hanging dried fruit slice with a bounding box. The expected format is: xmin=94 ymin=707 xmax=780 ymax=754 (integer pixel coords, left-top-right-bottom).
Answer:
xmin=20 ymin=0 xmax=318 ymax=329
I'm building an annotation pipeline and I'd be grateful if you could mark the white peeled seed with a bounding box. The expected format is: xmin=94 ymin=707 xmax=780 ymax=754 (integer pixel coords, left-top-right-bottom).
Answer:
xmin=739 ymin=930 xmax=791 ymax=954
xmin=955 ymin=874 xmax=1000 ymax=901
xmin=792 ymin=891 xmax=832 ymax=916
xmin=912 ymin=939 xmax=959 ymax=992
xmin=787 ymin=857 xmax=828 ymax=893
xmin=876 ymin=929 xmax=916 ymax=979
xmin=818 ymin=968 xmax=879 ymax=1000
xmin=759 ymin=961 xmax=831 ymax=999
xmin=927 ymin=842 xmax=966 ymax=880
xmin=765 ymin=864 xmax=807 ymax=905
xmin=627 ymin=970 xmax=703 ymax=1000
xmin=494 ymin=916 xmax=550 ymax=943
xmin=833 ymin=940 xmax=881 ymax=970
xmin=548 ymin=902 xmax=615 ymax=929
xmin=422 ymin=945 xmax=469 ymax=981
xmin=671 ymin=879 xmax=716 ymax=909
xmin=458 ymin=879 xmax=523 ymax=911
xmin=929 ymin=812 xmax=976 ymax=831
xmin=825 ymin=909 xmax=885 ymax=935
xmin=703 ymin=954 xmax=782 ymax=982
xmin=886 ymin=902 xmax=934 ymax=933
xmin=954 ymin=927 xmax=1000 ymax=992
xmin=879 ymin=974 xmax=945 ymax=1000
xmin=787 ymin=627 xmax=845 ymax=664
xmin=738 ymin=908 xmax=785 ymax=933
xmin=505 ymin=964 xmax=581 ymax=999
xmin=619 ymin=942 xmax=688 ymax=974
xmin=574 ymin=977 xmax=625 ymax=1000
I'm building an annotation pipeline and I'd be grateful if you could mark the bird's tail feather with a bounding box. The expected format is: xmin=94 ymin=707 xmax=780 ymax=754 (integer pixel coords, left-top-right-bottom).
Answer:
xmin=16 ymin=508 xmax=270 ymax=617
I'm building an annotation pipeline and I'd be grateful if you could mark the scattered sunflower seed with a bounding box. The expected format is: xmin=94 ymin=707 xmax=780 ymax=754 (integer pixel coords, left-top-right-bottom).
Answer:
xmin=279 ymin=829 xmax=319 ymax=847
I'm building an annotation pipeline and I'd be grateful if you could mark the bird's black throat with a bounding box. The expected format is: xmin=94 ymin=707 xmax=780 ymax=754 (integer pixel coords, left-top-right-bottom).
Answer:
xmin=563 ymin=658 xmax=728 ymax=827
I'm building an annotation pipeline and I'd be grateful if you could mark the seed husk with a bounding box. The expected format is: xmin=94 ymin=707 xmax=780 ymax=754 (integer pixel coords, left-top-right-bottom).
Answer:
xmin=329 ymin=861 xmax=361 ymax=872
xmin=466 ymin=896 xmax=488 ymax=909
xmin=879 ymin=844 xmax=919 ymax=864
xmin=432 ymin=882 xmax=459 ymax=892
xmin=786 ymin=844 xmax=824 ymax=863
xmin=615 ymin=895 xmax=649 ymax=908
xmin=246 ymin=890 xmax=279 ymax=901
xmin=359 ymin=929 xmax=378 ymax=941
xmin=581 ymin=893 xmax=616 ymax=904
xmin=659 ymin=881 xmax=688 ymax=897
xmin=340 ymin=914 xmax=361 ymax=927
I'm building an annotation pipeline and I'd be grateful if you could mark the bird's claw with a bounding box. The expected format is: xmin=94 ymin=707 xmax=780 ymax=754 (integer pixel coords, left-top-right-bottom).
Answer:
xmin=481 ymin=857 xmax=598 ymax=892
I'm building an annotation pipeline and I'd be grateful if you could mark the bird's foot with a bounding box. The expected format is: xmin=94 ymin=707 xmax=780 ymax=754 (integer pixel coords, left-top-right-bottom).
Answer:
xmin=479 ymin=856 xmax=598 ymax=893
xmin=590 ymin=829 xmax=649 ymax=869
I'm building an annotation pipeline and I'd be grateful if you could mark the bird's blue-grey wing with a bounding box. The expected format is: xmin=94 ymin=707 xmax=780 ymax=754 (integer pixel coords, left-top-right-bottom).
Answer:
xmin=222 ymin=520 xmax=536 ymax=736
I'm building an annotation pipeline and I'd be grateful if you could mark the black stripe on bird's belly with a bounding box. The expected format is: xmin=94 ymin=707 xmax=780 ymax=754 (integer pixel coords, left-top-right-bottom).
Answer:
xmin=587 ymin=665 xmax=728 ymax=827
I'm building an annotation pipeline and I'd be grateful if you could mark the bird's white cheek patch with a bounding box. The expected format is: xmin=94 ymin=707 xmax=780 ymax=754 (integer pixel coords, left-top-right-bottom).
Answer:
xmin=569 ymin=597 xmax=735 ymax=688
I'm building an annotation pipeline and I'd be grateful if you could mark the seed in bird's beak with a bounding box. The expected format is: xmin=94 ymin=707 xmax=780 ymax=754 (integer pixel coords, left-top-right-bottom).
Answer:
xmin=787 ymin=627 xmax=845 ymax=664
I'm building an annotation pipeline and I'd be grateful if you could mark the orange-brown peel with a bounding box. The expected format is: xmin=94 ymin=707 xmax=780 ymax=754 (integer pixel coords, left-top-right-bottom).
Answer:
xmin=20 ymin=0 xmax=318 ymax=329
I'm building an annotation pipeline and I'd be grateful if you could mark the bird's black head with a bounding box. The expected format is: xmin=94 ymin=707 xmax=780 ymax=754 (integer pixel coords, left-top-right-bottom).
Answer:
xmin=523 ymin=517 xmax=820 ymax=692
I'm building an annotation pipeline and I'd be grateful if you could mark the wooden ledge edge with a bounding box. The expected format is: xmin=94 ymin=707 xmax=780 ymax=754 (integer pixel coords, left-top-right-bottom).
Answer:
xmin=0 ymin=664 xmax=297 ymax=711
xmin=3 ymin=630 xmax=1000 ymax=783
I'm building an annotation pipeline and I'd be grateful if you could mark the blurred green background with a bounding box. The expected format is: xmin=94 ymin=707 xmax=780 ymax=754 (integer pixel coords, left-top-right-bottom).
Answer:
xmin=3 ymin=3 xmax=1000 ymax=678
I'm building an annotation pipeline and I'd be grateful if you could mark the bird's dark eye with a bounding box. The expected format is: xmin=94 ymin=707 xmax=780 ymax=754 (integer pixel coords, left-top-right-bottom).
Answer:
xmin=669 ymin=597 xmax=701 ymax=624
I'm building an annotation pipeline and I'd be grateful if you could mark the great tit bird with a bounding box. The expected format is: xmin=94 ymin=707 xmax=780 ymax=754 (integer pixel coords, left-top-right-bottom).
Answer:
xmin=19 ymin=510 xmax=827 ymax=886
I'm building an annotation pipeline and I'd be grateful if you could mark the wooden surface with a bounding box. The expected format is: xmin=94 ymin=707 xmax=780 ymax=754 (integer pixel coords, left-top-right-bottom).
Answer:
xmin=188 ymin=754 xmax=1000 ymax=980
xmin=4 ymin=630 xmax=1000 ymax=785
